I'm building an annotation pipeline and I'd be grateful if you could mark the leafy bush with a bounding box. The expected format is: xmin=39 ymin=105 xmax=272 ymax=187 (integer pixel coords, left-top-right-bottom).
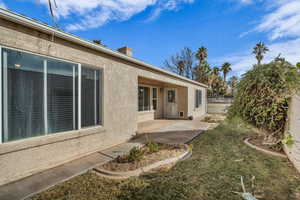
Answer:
xmin=203 ymin=116 xmax=212 ymax=122
xmin=146 ymin=141 xmax=160 ymax=153
xmin=282 ymin=135 xmax=295 ymax=148
xmin=229 ymin=60 xmax=300 ymax=143
xmin=127 ymin=146 xmax=144 ymax=162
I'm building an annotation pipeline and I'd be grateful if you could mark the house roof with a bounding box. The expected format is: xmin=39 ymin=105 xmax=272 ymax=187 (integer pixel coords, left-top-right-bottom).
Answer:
xmin=0 ymin=8 xmax=208 ymax=88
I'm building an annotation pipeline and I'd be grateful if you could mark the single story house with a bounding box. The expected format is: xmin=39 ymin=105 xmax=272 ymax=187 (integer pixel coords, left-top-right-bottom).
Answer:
xmin=0 ymin=8 xmax=207 ymax=185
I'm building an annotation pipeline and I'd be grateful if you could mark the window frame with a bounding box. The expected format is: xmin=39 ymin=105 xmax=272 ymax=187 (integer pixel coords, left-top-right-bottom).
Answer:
xmin=195 ymin=89 xmax=202 ymax=108
xmin=0 ymin=45 xmax=104 ymax=144
xmin=152 ymin=87 xmax=158 ymax=110
xmin=138 ymin=86 xmax=151 ymax=112
xmin=81 ymin=65 xmax=103 ymax=128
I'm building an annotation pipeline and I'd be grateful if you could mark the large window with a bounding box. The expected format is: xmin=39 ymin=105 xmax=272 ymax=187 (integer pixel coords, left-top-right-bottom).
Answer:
xmin=138 ymin=86 xmax=150 ymax=111
xmin=1 ymin=48 xmax=103 ymax=143
xmin=81 ymin=66 xmax=102 ymax=127
xmin=2 ymin=48 xmax=45 ymax=142
xmin=47 ymin=58 xmax=78 ymax=134
xmin=195 ymin=89 xmax=202 ymax=108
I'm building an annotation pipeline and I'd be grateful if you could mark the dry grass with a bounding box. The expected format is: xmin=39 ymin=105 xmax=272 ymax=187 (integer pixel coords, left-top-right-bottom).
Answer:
xmin=31 ymin=117 xmax=300 ymax=200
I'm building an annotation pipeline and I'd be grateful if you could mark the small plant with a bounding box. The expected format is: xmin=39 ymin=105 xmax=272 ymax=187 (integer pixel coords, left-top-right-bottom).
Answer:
xmin=147 ymin=141 xmax=160 ymax=153
xmin=203 ymin=116 xmax=212 ymax=122
xmin=282 ymin=135 xmax=295 ymax=148
xmin=126 ymin=146 xmax=144 ymax=162
xmin=188 ymin=144 xmax=193 ymax=150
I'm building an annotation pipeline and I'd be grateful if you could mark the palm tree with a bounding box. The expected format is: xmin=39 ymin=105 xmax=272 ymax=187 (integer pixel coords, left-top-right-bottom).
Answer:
xmin=194 ymin=46 xmax=210 ymax=84
xmin=208 ymin=67 xmax=220 ymax=88
xmin=228 ymin=76 xmax=238 ymax=95
xmin=221 ymin=62 xmax=232 ymax=82
xmin=253 ymin=42 xmax=269 ymax=65
xmin=212 ymin=67 xmax=220 ymax=76
xmin=195 ymin=46 xmax=208 ymax=64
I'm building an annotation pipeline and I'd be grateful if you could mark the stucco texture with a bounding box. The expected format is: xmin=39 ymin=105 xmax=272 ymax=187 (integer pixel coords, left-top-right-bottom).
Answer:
xmin=285 ymin=95 xmax=300 ymax=173
xmin=0 ymin=18 xmax=206 ymax=185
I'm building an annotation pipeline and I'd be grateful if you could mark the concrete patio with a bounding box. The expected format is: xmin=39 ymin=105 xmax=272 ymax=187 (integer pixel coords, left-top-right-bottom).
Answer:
xmin=134 ymin=118 xmax=212 ymax=144
xmin=137 ymin=118 xmax=211 ymax=134
xmin=0 ymin=118 xmax=212 ymax=200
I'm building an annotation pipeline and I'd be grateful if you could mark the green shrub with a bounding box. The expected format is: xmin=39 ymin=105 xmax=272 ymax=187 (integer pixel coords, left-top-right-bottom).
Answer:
xmin=147 ymin=141 xmax=160 ymax=153
xmin=229 ymin=60 xmax=300 ymax=143
xmin=282 ymin=135 xmax=295 ymax=148
xmin=126 ymin=146 xmax=144 ymax=162
xmin=203 ymin=116 xmax=212 ymax=122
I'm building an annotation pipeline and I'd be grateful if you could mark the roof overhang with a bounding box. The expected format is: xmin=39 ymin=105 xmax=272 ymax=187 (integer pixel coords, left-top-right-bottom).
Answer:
xmin=0 ymin=8 xmax=208 ymax=88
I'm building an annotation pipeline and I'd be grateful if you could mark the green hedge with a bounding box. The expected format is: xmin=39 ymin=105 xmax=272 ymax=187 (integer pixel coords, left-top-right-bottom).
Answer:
xmin=229 ymin=60 xmax=300 ymax=141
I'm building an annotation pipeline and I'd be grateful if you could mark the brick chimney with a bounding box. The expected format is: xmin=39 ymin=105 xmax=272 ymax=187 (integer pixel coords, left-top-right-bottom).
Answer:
xmin=117 ymin=46 xmax=133 ymax=57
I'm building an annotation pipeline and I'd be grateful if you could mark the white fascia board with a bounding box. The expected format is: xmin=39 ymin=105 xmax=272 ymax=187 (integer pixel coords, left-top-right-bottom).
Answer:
xmin=0 ymin=8 xmax=208 ymax=88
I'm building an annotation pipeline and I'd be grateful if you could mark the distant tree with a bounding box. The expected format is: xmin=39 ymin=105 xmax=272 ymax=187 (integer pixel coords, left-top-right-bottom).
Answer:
xmin=93 ymin=40 xmax=102 ymax=45
xmin=221 ymin=62 xmax=232 ymax=82
xmin=297 ymin=62 xmax=300 ymax=70
xmin=208 ymin=67 xmax=220 ymax=87
xmin=212 ymin=67 xmax=220 ymax=76
xmin=164 ymin=47 xmax=195 ymax=79
xmin=195 ymin=46 xmax=208 ymax=64
xmin=228 ymin=76 xmax=239 ymax=95
xmin=211 ymin=76 xmax=227 ymax=96
xmin=194 ymin=46 xmax=211 ymax=85
xmin=253 ymin=42 xmax=269 ymax=65
xmin=194 ymin=61 xmax=211 ymax=85
xmin=92 ymin=40 xmax=106 ymax=47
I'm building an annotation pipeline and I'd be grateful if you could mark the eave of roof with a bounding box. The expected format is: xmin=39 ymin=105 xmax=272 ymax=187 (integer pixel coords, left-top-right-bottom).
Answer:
xmin=0 ymin=8 xmax=208 ymax=88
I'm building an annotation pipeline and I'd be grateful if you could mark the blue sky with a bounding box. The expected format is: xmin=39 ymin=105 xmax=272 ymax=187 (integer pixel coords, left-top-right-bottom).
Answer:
xmin=1 ymin=0 xmax=300 ymax=77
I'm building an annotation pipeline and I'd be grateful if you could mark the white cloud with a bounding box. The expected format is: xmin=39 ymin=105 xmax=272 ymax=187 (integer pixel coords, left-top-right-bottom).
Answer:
xmin=216 ymin=0 xmax=300 ymax=76
xmin=213 ymin=38 xmax=300 ymax=76
xmin=0 ymin=0 xmax=6 ymax=9
xmin=147 ymin=0 xmax=193 ymax=21
xmin=236 ymin=0 xmax=253 ymax=4
xmin=37 ymin=0 xmax=194 ymax=31
xmin=255 ymin=0 xmax=300 ymax=40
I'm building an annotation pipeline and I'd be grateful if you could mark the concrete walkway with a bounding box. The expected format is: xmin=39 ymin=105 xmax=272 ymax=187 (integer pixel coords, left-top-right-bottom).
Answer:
xmin=137 ymin=118 xmax=211 ymax=134
xmin=0 ymin=142 xmax=141 ymax=200
xmin=0 ymin=119 xmax=211 ymax=200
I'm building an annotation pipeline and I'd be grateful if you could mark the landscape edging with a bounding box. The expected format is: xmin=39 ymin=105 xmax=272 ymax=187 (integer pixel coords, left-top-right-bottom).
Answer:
xmin=94 ymin=144 xmax=192 ymax=179
xmin=244 ymin=137 xmax=287 ymax=158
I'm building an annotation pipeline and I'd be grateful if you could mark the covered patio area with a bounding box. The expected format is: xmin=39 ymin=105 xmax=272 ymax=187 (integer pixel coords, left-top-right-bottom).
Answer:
xmin=134 ymin=118 xmax=212 ymax=144
xmin=138 ymin=76 xmax=188 ymax=122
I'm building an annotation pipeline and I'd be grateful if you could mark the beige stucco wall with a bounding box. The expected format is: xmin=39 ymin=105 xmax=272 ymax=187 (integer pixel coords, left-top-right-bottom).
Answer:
xmin=0 ymin=18 xmax=206 ymax=185
xmin=188 ymin=86 xmax=207 ymax=118
xmin=177 ymin=87 xmax=188 ymax=119
xmin=284 ymin=95 xmax=300 ymax=173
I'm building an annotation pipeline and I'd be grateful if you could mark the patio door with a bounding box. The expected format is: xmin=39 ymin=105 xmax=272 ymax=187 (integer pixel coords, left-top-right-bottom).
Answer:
xmin=164 ymin=88 xmax=178 ymax=119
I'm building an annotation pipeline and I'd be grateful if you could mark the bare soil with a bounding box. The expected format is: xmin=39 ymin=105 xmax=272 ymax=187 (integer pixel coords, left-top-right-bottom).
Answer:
xmin=98 ymin=144 xmax=186 ymax=172
xmin=201 ymin=114 xmax=226 ymax=123
xmin=248 ymin=136 xmax=285 ymax=154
